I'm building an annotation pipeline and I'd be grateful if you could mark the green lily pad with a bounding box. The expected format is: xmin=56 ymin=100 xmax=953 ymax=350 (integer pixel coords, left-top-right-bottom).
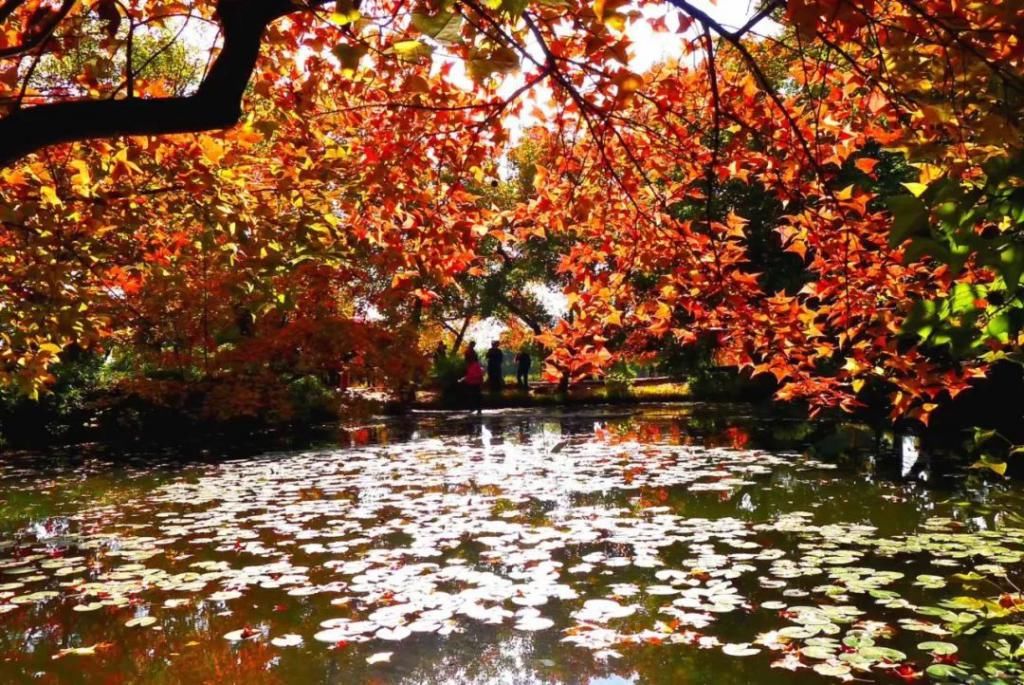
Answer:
xmin=801 ymin=645 xmax=835 ymax=660
xmin=858 ymin=645 xmax=907 ymax=662
xmin=925 ymin=664 xmax=970 ymax=680
xmin=918 ymin=641 xmax=958 ymax=655
xmin=813 ymin=663 xmax=852 ymax=677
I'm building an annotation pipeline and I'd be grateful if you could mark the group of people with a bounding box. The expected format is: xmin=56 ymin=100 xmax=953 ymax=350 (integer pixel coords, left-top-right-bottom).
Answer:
xmin=436 ymin=340 xmax=531 ymax=413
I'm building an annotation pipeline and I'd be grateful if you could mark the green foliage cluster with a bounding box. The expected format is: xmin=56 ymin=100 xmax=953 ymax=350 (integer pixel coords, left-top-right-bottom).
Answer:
xmin=891 ymin=156 xmax=1024 ymax=360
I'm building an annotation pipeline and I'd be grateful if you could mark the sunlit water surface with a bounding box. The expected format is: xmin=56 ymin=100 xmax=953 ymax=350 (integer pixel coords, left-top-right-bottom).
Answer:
xmin=1 ymin=405 xmax=1023 ymax=684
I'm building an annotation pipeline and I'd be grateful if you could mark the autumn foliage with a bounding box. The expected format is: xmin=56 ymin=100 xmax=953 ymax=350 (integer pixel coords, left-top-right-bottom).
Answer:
xmin=1 ymin=0 xmax=1022 ymax=423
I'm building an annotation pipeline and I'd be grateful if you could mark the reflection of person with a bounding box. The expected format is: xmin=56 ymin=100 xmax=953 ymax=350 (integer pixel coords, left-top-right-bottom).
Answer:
xmin=486 ymin=341 xmax=504 ymax=393
xmin=460 ymin=356 xmax=484 ymax=414
xmin=515 ymin=349 xmax=531 ymax=390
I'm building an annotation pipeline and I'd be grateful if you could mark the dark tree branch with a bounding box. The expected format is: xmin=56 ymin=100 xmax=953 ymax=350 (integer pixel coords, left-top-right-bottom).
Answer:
xmin=0 ymin=0 xmax=75 ymax=58
xmin=0 ymin=0 xmax=74 ymax=57
xmin=0 ymin=0 xmax=29 ymax=24
xmin=0 ymin=0 xmax=306 ymax=168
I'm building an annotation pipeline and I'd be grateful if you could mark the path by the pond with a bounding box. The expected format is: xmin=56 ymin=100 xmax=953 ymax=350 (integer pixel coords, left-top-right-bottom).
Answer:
xmin=0 ymin=405 xmax=1022 ymax=684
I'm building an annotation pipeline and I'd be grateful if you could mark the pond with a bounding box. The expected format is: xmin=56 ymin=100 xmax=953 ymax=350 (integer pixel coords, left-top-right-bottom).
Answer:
xmin=1 ymin=404 xmax=1023 ymax=684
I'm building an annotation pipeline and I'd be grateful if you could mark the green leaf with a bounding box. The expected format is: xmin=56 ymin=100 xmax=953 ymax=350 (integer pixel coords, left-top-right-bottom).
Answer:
xmin=997 ymin=244 xmax=1024 ymax=293
xmin=904 ymin=236 xmax=951 ymax=264
xmin=918 ymin=641 xmax=958 ymax=655
xmin=950 ymin=283 xmax=986 ymax=314
xmin=902 ymin=299 xmax=939 ymax=342
xmin=986 ymin=313 xmax=1012 ymax=344
xmin=925 ymin=664 xmax=970 ymax=681
xmin=411 ymin=11 xmax=464 ymax=43
xmin=973 ymin=427 xmax=1000 ymax=444
xmin=468 ymin=45 xmax=520 ymax=81
xmin=888 ymin=194 xmax=930 ymax=247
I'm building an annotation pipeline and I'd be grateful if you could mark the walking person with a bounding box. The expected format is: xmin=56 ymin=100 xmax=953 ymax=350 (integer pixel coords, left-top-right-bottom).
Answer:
xmin=486 ymin=341 xmax=504 ymax=394
xmin=460 ymin=348 xmax=484 ymax=414
xmin=515 ymin=348 xmax=531 ymax=390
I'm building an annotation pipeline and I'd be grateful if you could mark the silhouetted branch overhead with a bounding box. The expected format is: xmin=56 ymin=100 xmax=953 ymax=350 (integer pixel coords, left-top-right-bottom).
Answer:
xmin=0 ymin=0 xmax=307 ymax=167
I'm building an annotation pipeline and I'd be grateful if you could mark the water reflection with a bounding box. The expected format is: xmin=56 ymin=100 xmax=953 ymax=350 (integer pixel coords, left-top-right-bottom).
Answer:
xmin=0 ymin=405 xmax=1022 ymax=684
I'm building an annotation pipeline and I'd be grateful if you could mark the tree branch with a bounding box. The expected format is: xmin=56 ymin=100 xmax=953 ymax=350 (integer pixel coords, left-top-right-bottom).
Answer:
xmin=0 ymin=0 xmax=76 ymax=58
xmin=0 ymin=0 xmax=301 ymax=168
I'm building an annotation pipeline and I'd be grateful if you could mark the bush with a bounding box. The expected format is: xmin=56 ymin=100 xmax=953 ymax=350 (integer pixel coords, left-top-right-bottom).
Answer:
xmin=604 ymin=362 xmax=634 ymax=400
xmin=433 ymin=354 xmax=468 ymax=404
xmin=287 ymin=375 xmax=338 ymax=424
xmin=0 ymin=346 xmax=106 ymax=445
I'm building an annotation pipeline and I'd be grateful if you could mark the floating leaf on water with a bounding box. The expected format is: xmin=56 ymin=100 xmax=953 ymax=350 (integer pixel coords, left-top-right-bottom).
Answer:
xmin=224 ymin=627 xmax=261 ymax=642
xmin=813 ymin=663 xmax=851 ymax=677
xmin=125 ymin=616 xmax=156 ymax=628
xmin=917 ymin=641 xmax=958 ymax=655
xmin=367 ymin=651 xmax=392 ymax=664
xmin=771 ymin=654 xmax=807 ymax=671
xmin=271 ymin=634 xmax=303 ymax=647
xmin=722 ymin=643 xmax=760 ymax=657
xmin=52 ymin=643 xmax=114 ymax=659
xmin=801 ymin=645 xmax=836 ymax=660
xmin=9 ymin=591 xmax=58 ymax=605
xmin=573 ymin=599 xmax=637 ymax=622
xmin=514 ymin=615 xmax=554 ymax=631
xmin=779 ymin=626 xmax=820 ymax=639
xmin=925 ymin=663 xmax=970 ymax=679
xmin=375 ymin=626 xmax=411 ymax=641
xmin=993 ymin=624 xmax=1024 ymax=637
xmin=914 ymin=574 xmax=947 ymax=589
xmin=858 ymin=645 xmax=907 ymax=662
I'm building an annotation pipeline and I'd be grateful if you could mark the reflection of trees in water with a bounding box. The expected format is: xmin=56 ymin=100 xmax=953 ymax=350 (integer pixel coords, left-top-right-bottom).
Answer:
xmin=2 ymin=407 xmax=1024 ymax=683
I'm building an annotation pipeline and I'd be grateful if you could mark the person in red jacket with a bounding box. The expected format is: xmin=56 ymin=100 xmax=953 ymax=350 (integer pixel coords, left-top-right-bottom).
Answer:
xmin=461 ymin=348 xmax=484 ymax=414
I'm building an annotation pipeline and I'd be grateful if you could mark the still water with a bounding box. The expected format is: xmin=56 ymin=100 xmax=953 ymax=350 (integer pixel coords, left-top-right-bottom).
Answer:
xmin=1 ymin=404 xmax=1022 ymax=684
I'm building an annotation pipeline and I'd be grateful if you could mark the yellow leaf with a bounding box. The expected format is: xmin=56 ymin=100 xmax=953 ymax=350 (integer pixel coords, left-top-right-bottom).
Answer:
xmin=902 ymin=182 xmax=928 ymax=197
xmin=69 ymin=159 xmax=91 ymax=190
xmin=329 ymin=9 xmax=360 ymax=26
xmin=913 ymin=162 xmax=944 ymax=184
xmin=393 ymin=40 xmax=433 ymax=62
xmin=199 ymin=137 xmax=225 ymax=165
xmin=40 ymin=185 xmax=62 ymax=207
xmin=970 ymin=460 xmax=1008 ymax=477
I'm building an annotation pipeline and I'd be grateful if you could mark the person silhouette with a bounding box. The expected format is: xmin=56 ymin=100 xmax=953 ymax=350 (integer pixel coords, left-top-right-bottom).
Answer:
xmin=515 ymin=348 xmax=531 ymax=390
xmin=485 ymin=341 xmax=504 ymax=394
xmin=460 ymin=353 xmax=484 ymax=414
